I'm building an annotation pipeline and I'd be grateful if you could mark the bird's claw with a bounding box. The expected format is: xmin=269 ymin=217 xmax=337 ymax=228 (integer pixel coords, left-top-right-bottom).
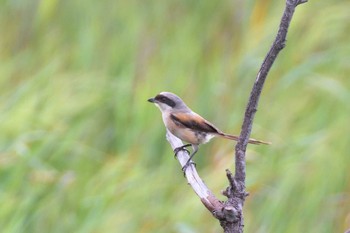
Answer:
xmin=181 ymin=161 xmax=196 ymax=176
xmin=173 ymin=146 xmax=190 ymax=159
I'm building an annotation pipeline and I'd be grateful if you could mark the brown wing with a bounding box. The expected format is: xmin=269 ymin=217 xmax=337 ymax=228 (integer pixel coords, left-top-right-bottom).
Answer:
xmin=170 ymin=112 xmax=271 ymax=145
xmin=170 ymin=112 xmax=222 ymax=134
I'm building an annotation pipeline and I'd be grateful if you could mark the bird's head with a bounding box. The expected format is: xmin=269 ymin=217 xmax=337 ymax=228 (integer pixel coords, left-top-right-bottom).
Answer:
xmin=148 ymin=92 xmax=188 ymax=112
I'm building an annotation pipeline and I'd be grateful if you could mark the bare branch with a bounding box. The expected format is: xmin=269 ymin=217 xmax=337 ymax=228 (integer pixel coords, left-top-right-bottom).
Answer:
xmin=164 ymin=0 xmax=307 ymax=232
xmin=166 ymin=131 xmax=223 ymax=212
xmin=166 ymin=131 xmax=246 ymax=224
xmin=229 ymin=0 xmax=308 ymax=232
xmin=235 ymin=0 xmax=307 ymax=181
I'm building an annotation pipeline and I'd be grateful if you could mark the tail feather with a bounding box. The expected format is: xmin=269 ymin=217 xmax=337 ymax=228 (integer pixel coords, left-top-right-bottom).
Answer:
xmin=218 ymin=133 xmax=270 ymax=145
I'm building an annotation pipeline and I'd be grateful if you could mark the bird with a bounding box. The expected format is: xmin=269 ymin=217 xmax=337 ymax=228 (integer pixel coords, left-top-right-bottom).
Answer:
xmin=148 ymin=92 xmax=269 ymax=171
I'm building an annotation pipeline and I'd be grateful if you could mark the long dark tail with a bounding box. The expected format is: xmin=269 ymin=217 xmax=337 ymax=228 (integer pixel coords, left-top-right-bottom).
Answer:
xmin=218 ymin=133 xmax=270 ymax=145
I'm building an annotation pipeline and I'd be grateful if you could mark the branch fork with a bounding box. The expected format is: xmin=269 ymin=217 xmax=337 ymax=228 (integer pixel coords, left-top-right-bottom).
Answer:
xmin=165 ymin=0 xmax=307 ymax=232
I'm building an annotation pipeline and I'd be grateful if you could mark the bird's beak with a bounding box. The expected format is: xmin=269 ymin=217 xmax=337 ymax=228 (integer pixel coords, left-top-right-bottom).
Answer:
xmin=147 ymin=98 xmax=155 ymax=103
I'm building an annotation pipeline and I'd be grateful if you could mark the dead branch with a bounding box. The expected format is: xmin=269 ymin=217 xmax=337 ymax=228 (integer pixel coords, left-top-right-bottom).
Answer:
xmin=165 ymin=0 xmax=307 ymax=232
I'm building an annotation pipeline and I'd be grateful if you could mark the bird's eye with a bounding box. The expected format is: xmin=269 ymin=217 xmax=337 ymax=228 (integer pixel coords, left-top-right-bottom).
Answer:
xmin=158 ymin=96 xmax=166 ymax=102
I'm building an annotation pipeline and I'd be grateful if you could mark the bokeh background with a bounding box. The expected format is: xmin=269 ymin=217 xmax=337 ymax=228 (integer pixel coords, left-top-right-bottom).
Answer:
xmin=1 ymin=0 xmax=349 ymax=232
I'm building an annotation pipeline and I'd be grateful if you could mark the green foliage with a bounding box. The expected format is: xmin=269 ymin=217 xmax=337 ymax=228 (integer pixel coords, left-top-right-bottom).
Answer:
xmin=0 ymin=0 xmax=349 ymax=232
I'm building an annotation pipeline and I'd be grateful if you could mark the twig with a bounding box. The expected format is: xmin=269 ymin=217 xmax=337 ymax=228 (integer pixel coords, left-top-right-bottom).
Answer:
xmin=166 ymin=131 xmax=224 ymax=214
xmin=165 ymin=0 xmax=307 ymax=232
xmin=230 ymin=0 xmax=307 ymax=232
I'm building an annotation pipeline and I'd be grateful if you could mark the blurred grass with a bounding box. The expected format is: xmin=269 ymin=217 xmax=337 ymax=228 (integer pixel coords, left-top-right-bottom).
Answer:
xmin=0 ymin=0 xmax=350 ymax=232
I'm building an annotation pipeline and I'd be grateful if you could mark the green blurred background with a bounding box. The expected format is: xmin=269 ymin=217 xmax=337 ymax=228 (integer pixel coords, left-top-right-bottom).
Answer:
xmin=1 ymin=0 xmax=349 ymax=232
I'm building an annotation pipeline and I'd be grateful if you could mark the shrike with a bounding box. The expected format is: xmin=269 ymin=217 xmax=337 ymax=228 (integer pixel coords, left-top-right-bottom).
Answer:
xmin=148 ymin=92 xmax=269 ymax=171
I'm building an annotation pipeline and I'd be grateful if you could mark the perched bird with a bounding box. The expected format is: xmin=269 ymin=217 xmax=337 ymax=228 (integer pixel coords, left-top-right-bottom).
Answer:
xmin=148 ymin=92 xmax=269 ymax=171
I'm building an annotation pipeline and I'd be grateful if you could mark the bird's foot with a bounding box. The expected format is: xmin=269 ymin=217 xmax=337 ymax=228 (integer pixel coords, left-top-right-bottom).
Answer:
xmin=181 ymin=160 xmax=196 ymax=176
xmin=173 ymin=144 xmax=191 ymax=159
